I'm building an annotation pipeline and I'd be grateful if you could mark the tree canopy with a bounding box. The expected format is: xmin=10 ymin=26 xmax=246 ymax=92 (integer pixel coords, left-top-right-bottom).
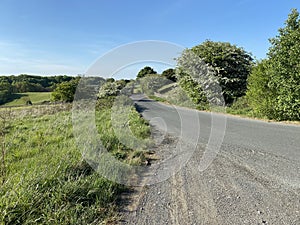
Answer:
xmin=247 ymin=9 xmax=300 ymax=120
xmin=190 ymin=40 xmax=253 ymax=104
xmin=0 ymin=80 xmax=12 ymax=105
xmin=137 ymin=66 xmax=157 ymax=79
xmin=51 ymin=78 xmax=80 ymax=102
xmin=162 ymin=68 xmax=177 ymax=82
xmin=97 ymin=79 xmax=128 ymax=98
xmin=0 ymin=74 xmax=75 ymax=93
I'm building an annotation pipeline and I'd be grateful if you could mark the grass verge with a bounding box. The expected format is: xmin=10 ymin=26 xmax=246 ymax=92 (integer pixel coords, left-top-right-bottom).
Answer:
xmin=0 ymin=99 xmax=151 ymax=224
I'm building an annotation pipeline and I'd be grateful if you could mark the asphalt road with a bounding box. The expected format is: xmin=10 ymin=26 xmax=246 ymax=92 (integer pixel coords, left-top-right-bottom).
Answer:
xmin=120 ymin=94 xmax=300 ymax=225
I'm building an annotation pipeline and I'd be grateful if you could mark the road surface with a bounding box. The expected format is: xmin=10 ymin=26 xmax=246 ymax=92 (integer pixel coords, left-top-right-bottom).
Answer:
xmin=119 ymin=94 xmax=300 ymax=225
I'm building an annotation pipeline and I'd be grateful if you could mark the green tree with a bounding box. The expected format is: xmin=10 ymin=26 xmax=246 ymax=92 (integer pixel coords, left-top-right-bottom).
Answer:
xmin=0 ymin=74 xmax=76 ymax=93
xmin=0 ymin=81 xmax=12 ymax=105
xmin=139 ymin=74 xmax=168 ymax=95
xmin=246 ymin=60 xmax=276 ymax=117
xmin=137 ymin=66 xmax=157 ymax=79
xmin=177 ymin=73 xmax=208 ymax=109
xmin=190 ymin=40 xmax=253 ymax=104
xmin=162 ymin=68 xmax=177 ymax=82
xmin=52 ymin=79 xmax=79 ymax=102
xmin=247 ymin=9 xmax=300 ymax=120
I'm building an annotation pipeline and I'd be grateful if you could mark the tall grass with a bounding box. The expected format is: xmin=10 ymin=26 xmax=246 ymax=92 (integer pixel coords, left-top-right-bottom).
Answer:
xmin=225 ymin=96 xmax=257 ymax=118
xmin=96 ymin=96 xmax=151 ymax=165
xmin=0 ymin=100 xmax=151 ymax=224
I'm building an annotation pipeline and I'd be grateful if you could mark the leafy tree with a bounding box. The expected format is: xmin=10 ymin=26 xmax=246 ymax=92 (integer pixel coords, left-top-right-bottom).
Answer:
xmin=52 ymin=79 xmax=80 ymax=102
xmin=162 ymin=68 xmax=177 ymax=82
xmin=0 ymin=81 xmax=12 ymax=104
xmin=190 ymin=40 xmax=253 ymax=104
xmin=176 ymin=49 xmax=225 ymax=108
xmin=106 ymin=78 xmax=115 ymax=83
xmin=11 ymin=81 xmax=45 ymax=92
xmin=177 ymin=73 xmax=208 ymax=109
xmin=97 ymin=79 xmax=128 ymax=99
xmin=247 ymin=9 xmax=300 ymax=120
xmin=137 ymin=66 xmax=157 ymax=79
xmin=246 ymin=60 xmax=276 ymax=117
xmin=139 ymin=74 xmax=168 ymax=95
xmin=0 ymin=74 xmax=76 ymax=93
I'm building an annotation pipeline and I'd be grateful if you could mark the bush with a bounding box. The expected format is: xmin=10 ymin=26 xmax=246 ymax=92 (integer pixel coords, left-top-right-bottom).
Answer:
xmin=247 ymin=9 xmax=300 ymax=121
xmin=178 ymin=74 xmax=209 ymax=110
xmin=52 ymin=79 xmax=79 ymax=102
xmin=226 ymin=96 xmax=254 ymax=117
xmin=190 ymin=40 xmax=254 ymax=104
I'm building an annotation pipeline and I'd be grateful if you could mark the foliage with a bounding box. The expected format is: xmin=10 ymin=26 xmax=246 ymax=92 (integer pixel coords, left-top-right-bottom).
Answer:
xmin=0 ymin=75 xmax=78 ymax=105
xmin=106 ymin=78 xmax=115 ymax=83
xmin=176 ymin=49 xmax=222 ymax=109
xmin=139 ymin=74 xmax=168 ymax=95
xmin=97 ymin=79 xmax=128 ymax=99
xmin=137 ymin=66 xmax=157 ymax=79
xmin=247 ymin=9 xmax=300 ymax=120
xmin=0 ymin=80 xmax=12 ymax=104
xmin=96 ymin=78 xmax=134 ymax=111
xmin=177 ymin=73 xmax=208 ymax=109
xmin=96 ymin=96 xmax=116 ymax=109
xmin=52 ymin=78 xmax=80 ymax=102
xmin=162 ymin=68 xmax=177 ymax=82
xmin=0 ymin=74 xmax=75 ymax=93
xmin=149 ymin=85 xmax=197 ymax=109
xmin=190 ymin=40 xmax=253 ymax=104
xmin=246 ymin=60 xmax=276 ymax=118
xmin=11 ymin=81 xmax=45 ymax=92
xmin=225 ymin=96 xmax=255 ymax=117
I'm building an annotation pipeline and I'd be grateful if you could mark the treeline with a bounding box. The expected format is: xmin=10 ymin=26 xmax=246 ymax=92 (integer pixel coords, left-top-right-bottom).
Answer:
xmin=247 ymin=9 xmax=300 ymax=120
xmin=1 ymin=9 xmax=299 ymax=121
xmin=0 ymin=74 xmax=77 ymax=104
xmin=154 ymin=9 xmax=299 ymax=121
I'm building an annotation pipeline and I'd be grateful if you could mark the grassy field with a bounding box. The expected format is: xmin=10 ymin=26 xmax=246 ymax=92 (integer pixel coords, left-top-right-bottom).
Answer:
xmin=4 ymin=92 xmax=52 ymax=106
xmin=0 ymin=100 xmax=151 ymax=224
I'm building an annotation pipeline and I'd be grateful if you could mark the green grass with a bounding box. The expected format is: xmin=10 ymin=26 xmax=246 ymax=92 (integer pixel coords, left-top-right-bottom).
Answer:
xmin=0 ymin=101 xmax=151 ymax=224
xmin=96 ymin=96 xmax=152 ymax=165
xmin=148 ymin=95 xmax=168 ymax=103
xmin=157 ymin=83 xmax=177 ymax=94
xmin=148 ymin=85 xmax=198 ymax=109
xmin=224 ymin=96 xmax=257 ymax=118
xmin=4 ymin=92 xmax=52 ymax=106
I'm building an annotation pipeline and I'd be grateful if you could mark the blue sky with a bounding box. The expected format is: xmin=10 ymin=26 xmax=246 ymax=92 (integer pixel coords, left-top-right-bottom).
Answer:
xmin=0 ymin=0 xmax=299 ymax=78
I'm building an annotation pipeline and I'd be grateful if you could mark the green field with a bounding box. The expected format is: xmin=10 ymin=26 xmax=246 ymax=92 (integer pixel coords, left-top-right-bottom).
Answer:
xmin=4 ymin=92 xmax=52 ymax=106
xmin=0 ymin=101 xmax=151 ymax=224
